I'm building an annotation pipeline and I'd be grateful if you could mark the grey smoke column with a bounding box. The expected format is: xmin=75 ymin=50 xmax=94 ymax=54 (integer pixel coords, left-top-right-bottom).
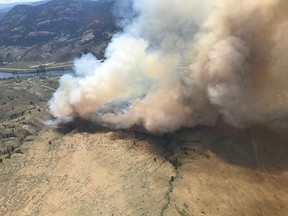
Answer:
xmin=49 ymin=0 xmax=288 ymax=133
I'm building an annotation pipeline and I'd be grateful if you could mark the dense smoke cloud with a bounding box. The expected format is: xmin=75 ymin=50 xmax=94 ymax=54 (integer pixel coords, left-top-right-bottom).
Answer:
xmin=49 ymin=0 xmax=288 ymax=133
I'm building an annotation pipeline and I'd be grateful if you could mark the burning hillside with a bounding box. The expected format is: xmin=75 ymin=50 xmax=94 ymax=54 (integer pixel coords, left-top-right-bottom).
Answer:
xmin=49 ymin=0 xmax=288 ymax=133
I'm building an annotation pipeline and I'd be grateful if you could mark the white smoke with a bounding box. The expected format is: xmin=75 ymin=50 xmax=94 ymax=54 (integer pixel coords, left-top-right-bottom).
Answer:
xmin=49 ymin=0 xmax=288 ymax=133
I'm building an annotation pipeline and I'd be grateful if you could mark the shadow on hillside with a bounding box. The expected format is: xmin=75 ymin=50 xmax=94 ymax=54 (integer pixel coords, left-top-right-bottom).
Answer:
xmin=214 ymin=124 xmax=288 ymax=172
xmin=56 ymin=117 xmax=288 ymax=173
xmin=163 ymin=123 xmax=288 ymax=173
xmin=56 ymin=117 xmax=109 ymax=135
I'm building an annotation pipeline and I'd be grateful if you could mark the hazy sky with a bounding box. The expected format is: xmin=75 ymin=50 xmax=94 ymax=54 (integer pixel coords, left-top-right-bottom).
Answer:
xmin=0 ymin=0 xmax=42 ymax=4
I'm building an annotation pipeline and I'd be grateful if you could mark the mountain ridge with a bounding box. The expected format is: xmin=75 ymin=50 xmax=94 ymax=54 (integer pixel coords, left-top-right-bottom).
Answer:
xmin=0 ymin=1 xmax=49 ymax=19
xmin=0 ymin=0 xmax=118 ymax=64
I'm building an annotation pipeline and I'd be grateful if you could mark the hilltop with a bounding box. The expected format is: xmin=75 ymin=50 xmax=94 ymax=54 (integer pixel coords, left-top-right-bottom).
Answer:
xmin=0 ymin=77 xmax=288 ymax=216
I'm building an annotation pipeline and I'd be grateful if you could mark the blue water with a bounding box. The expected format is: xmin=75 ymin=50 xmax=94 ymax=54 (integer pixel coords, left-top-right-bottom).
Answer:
xmin=0 ymin=70 xmax=73 ymax=79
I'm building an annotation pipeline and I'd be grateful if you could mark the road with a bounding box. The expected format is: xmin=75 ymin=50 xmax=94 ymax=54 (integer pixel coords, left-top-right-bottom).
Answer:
xmin=0 ymin=62 xmax=74 ymax=73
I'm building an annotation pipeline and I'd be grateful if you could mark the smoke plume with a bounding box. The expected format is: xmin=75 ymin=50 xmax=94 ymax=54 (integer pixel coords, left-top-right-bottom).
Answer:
xmin=49 ymin=0 xmax=288 ymax=133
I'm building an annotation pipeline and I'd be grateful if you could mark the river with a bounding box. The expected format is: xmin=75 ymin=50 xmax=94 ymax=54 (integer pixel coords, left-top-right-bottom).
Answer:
xmin=0 ymin=69 xmax=73 ymax=79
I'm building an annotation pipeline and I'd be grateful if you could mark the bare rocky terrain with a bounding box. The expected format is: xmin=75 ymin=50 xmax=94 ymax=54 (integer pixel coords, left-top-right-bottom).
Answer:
xmin=0 ymin=77 xmax=288 ymax=216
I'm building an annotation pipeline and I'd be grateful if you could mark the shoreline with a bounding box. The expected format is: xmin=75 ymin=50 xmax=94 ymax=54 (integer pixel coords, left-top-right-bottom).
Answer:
xmin=0 ymin=64 xmax=73 ymax=74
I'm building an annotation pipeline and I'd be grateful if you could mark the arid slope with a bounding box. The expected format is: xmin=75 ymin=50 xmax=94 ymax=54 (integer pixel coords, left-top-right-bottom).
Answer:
xmin=0 ymin=78 xmax=288 ymax=216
